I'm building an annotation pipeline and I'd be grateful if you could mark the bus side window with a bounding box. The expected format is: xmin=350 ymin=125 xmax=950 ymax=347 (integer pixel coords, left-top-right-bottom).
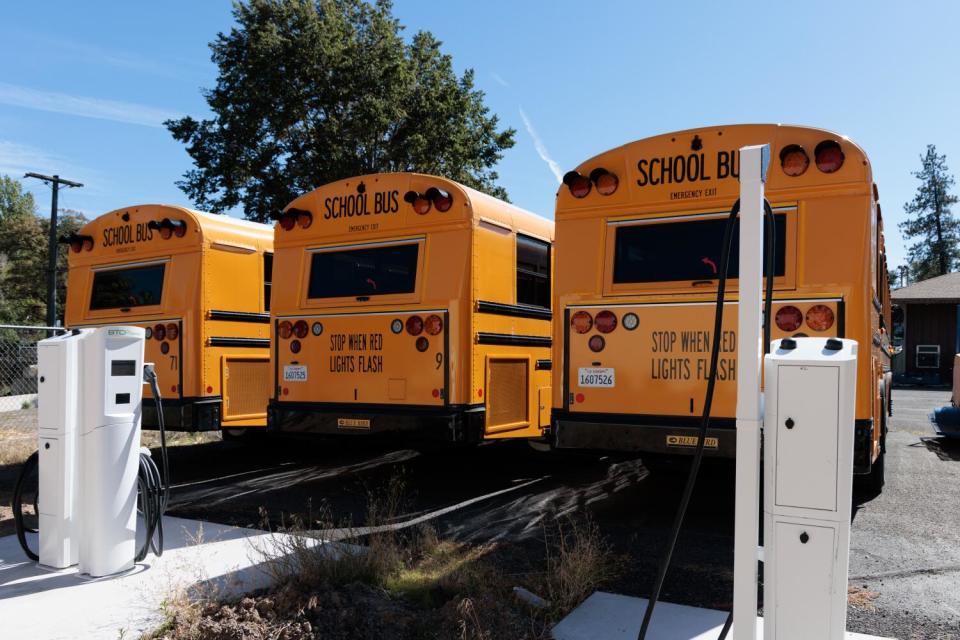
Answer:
xmin=264 ymin=252 xmax=273 ymax=312
xmin=517 ymin=235 xmax=550 ymax=309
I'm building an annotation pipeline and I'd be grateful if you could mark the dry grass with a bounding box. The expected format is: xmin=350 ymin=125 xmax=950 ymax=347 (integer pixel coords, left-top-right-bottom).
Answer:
xmin=0 ymin=426 xmax=38 ymax=466
xmin=141 ymin=430 xmax=220 ymax=449
xmin=541 ymin=514 xmax=619 ymax=618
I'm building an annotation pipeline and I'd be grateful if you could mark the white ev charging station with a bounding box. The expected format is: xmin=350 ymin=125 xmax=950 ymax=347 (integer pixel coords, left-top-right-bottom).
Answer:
xmin=28 ymin=325 xmax=161 ymax=577
xmin=732 ymin=145 xmax=859 ymax=639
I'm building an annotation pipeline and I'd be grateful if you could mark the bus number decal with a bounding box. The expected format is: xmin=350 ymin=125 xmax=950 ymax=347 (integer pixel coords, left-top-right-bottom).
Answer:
xmin=328 ymin=332 xmax=384 ymax=373
xmin=169 ymin=355 xmax=178 ymax=371
xmin=435 ymin=352 xmax=443 ymax=370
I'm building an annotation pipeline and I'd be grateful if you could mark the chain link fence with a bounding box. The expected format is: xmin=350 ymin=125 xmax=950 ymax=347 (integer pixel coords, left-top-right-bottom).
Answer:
xmin=0 ymin=325 xmax=62 ymax=432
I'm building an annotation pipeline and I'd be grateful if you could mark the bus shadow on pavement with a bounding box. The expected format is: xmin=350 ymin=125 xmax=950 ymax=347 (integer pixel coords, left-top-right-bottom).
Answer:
xmin=919 ymin=436 xmax=960 ymax=461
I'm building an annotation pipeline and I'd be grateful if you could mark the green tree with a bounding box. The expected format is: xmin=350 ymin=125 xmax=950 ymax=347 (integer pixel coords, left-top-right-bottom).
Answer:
xmin=0 ymin=175 xmax=85 ymax=325
xmin=167 ymin=0 xmax=516 ymax=222
xmin=899 ymin=145 xmax=960 ymax=281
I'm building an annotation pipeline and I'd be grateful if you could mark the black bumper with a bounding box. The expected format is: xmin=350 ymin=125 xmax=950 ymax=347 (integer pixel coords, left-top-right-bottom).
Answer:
xmin=553 ymin=410 xmax=737 ymax=457
xmin=267 ymin=400 xmax=485 ymax=442
xmin=143 ymin=397 xmax=222 ymax=432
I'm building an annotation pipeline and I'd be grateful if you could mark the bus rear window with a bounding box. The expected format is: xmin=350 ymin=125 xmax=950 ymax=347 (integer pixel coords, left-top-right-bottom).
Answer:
xmin=307 ymin=243 xmax=419 ymax=299
xmin=613 ymin=214 xmax=787 ymax=284
xmin=90 ymin=264 xmax=165 ymax=310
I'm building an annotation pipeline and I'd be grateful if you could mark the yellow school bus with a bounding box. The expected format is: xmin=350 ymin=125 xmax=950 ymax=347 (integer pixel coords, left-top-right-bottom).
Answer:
xmin=552 ymin=124 xmax=893 ymax=489
xmin=63 ymin=204 xmax=274 ymax=434
xmin=268 ymin=173 xmax=554 ymax=443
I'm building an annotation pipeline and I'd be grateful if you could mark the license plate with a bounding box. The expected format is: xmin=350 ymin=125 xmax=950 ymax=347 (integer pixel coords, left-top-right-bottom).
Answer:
xmin=337 ymin=418 xmax=371 ymax=430
xmin=283 ymin=365 xmax=307 ymax=382
xmin=666 ymin=435 xmax=718 ymax=449
xmin=578 ymin=367 xmax=615 ymax=387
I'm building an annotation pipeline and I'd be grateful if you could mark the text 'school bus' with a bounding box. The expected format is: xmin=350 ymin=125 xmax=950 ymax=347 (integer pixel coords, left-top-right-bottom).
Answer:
xmin=551 ymin=124 xmax=894 ymax=488
xmin=268 ymin=173 xmax=554 ymax=443
xmin=62 ymin=204 xmax=274 ymax=433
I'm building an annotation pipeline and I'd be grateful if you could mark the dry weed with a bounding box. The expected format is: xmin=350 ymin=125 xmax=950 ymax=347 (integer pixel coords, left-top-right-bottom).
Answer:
xmin=542 ymin=514 xmax=618 ymax=618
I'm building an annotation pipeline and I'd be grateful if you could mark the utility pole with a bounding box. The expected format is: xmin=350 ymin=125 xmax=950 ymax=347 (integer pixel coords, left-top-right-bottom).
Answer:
xmin=24 ymin=172 xmax=83 ymax=330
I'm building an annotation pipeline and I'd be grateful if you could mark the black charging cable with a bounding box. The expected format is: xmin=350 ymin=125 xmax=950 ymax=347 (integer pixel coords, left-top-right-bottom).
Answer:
xmin=12 ymin=362 xmax=171 ymax=564
xmin=137 ymin=363 xmax=170 ymax=562
xmin=638 ymin=199 xmax=775 ymax=639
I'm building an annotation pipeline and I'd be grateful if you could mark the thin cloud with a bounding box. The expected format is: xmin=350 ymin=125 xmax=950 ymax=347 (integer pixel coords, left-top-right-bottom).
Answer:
xmin=491 ymin=72 xmax=510 ymax=87
xmin=519 ymin=106 xmax=563 ymax=184
xmin=0 ymin=82 xmax=181 ymax=128
xmin=0 ymin=140 xmax=104 ymax=201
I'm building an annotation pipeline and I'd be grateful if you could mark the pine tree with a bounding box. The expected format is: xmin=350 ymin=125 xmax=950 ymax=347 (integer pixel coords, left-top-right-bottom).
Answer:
xmin=899 ymin=145 xmax=960 ymax=281
xmin=166 ymin=0 xmax=515 ymax=222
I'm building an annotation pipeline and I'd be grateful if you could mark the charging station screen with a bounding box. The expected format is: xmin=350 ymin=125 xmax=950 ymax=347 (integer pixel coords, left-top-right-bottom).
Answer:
xmin=613 ymin=213 xmax=786 ymax=284
xmin=90 ymin=264 xmax=165 ymax=310
xmin=111 ymin=360 xmax=137 ymax=376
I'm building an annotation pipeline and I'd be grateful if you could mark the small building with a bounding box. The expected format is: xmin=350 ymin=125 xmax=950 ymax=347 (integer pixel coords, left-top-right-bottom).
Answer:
xmin=891 ymin=272 xmax=960 ymax=385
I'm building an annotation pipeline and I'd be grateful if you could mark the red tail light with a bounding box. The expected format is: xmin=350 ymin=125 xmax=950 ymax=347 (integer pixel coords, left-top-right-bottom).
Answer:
xmin=406 ymin=315 xmax=424 ymax=335
xmin=293 ymin=320 xmax=308 ymax=338
xmin=424 ymin=314 xmax=443 ymax=335
xmin=775 ymin=306 xmax=803 ymax=332
xmin=82 ymin=237 xmax=94 ymax=251
xmin=595 ymin=310 xmax=618 ymax=333
xmin=404 ymin=191 xmax=431 ymax=215
xmin=426 ymin=187 xmax=453 ymax=212
xmin=279 ymin=214 xmax=296 ymax=231
xmin=588 ymin=335 xmax=605 ymax=352
xmin=153 ymin=323 xmax=166 ymax=341
xmin=172 ymin=219 xmax=187 ymax=237
xmin=416 ymin=336 xmax=429 ymax=352
xmin=815 ymin=140 xmax=844 ymax=173
xmin=805 ymin=305 xmax=835 ymax=331
xmin=165 ymin=323 xmax=179 ymax=340
xmin=296 ymin=211 xmax=313 ymax=229
xmin=278 ymin=320 xmax=293 ymax=339
xmin=590 ymin=168 xmax=619 ymax=196
xmin=70 ymin=239 xmax=83 ymax=253
xmin=563 ymin=171 xmax=591 ymax=198
xmin=571 ymin=310 xmax=593 ymax=334
xmin=780 ymin=145 xmax=809 ymax=177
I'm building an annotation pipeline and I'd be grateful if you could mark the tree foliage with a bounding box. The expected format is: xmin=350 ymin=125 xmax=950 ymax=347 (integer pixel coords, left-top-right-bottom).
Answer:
xmin=0 ymin=175 xmax=85 ymax=325
xmin=167 ymin=0 xmax=516 ymax=222
xmin=899 ymin=144 xmax=960 ymax=282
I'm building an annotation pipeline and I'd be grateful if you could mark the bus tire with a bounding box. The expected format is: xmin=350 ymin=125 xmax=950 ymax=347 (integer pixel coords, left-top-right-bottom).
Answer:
xmin=858 ymin=393 xmax=886 ymax=493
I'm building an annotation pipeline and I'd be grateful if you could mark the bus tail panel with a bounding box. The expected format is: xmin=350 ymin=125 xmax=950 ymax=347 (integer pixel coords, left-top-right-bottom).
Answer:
xmin=275 ymin=310 xmax=448 ymax=407
xmin=558 ymin=298 xmax=842 ymax=453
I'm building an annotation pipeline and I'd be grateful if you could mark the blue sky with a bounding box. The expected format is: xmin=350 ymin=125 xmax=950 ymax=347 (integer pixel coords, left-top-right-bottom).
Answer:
xmin=2 ymin=1 xmax=959 ymax=272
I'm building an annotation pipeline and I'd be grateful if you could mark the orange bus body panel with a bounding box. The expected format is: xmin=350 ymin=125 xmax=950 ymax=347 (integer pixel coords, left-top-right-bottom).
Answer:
xmin=64 ymin=204 xmax=274 ymax=430
xmin=552 ymin=124 xmax=892 ymax=472
xmin=269 ymin=173 xmax=553 ymax=442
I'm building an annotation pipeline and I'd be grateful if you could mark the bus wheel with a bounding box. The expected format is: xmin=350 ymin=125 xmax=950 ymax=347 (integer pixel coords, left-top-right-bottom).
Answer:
xmin=858 ymin=393 xmax=887 ymax=493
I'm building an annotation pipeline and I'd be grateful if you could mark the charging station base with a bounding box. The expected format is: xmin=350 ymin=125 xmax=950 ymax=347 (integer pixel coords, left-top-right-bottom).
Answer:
xmin=552 ymin=592 xmax=895 ymax=640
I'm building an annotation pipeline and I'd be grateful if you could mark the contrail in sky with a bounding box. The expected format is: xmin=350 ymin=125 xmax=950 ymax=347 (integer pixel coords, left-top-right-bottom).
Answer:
xmin=519 ymin=106 xmax=563 ymax=184
xmin=0 ymin=82 xmax=181 ymax=128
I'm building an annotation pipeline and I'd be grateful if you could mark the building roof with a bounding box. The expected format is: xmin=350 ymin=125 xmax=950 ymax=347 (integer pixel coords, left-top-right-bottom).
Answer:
xmin=892 ymin=272 xmax=960 ymax=304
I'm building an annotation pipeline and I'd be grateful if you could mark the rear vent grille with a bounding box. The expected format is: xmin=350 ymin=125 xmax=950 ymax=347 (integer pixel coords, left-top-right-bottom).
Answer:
xmin=486 ymin=358 xmax=528 ymax=428
xmin=223 ymin=358 xmax=269 ymax=420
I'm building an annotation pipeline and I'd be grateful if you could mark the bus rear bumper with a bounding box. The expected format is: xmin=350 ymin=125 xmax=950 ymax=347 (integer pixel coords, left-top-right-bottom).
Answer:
xmin=552 ymin=410 xmax=736 ymax=457
xmin=143 ymin=397 xmax=222 ymax=432
xmin=267 ymin=400 xmax=484 ymax=443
